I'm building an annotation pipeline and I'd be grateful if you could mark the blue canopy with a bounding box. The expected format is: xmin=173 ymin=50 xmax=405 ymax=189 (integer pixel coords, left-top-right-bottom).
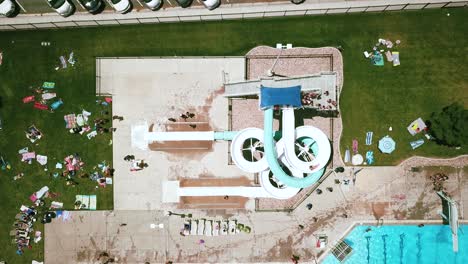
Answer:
xmin=260 ymin=85 xmax=302 ymax=109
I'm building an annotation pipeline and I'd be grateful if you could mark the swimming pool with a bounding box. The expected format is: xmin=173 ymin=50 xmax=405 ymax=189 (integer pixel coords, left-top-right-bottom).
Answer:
xmin=323 ymin=224 xmax=468 ymax=264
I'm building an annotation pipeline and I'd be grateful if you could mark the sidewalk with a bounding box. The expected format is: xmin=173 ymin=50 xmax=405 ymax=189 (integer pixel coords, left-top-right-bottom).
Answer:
xmin=0 ymin=0 xmax=466 ymax=30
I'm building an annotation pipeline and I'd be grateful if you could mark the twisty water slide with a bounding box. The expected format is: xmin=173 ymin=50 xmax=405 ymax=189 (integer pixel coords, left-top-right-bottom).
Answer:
xmin=263 ymin=107 xmax=330 ymax=189
xmin=132 ymin=86 xmax=331 ymax=200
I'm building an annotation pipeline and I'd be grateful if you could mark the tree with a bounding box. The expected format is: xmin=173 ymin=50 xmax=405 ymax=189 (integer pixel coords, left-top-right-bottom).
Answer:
xmin=429 ymin=103 xmax=468 ymax=147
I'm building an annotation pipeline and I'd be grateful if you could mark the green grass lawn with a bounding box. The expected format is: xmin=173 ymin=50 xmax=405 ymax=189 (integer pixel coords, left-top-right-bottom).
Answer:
xmin=0 ymin=8 xmax=467 ymax=263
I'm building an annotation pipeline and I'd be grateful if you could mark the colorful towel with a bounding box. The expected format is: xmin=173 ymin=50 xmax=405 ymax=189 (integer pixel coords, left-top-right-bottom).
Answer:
xmin=344 ymin=148 xmax=351 ymax=163
xmin=64 ymin=114 xmax=76 ymax=129
xmin=42 ymin=82 xmax=55 ymax=89
xmin=41 ymin=93 xmax=56 ymax=100
xmin=410 ymin=139 xmax=424 ymax=149
xmin=366 ymin=151 xmax=374 ymax=165
xmin=22 ymin=96 xmax=35 ymax=103
xmin=22 ymin=152 xmax=36 ymax=161
xmin=352 ymin=139 xmax=358 ymax=154
xmin=51 ymin=99 xmax=63 ymax=110
xmin=372 ymin=52 xmax=384 ymax=66
xmin=60 ymin=56 xmax=67 ymax=69
xmin=36 ymin=155 xmax=48 ymax=166
xmin=34 ymin=102 xmax=48 ymax=110
xmin=365 ymin=132 xmax=373 ymax=145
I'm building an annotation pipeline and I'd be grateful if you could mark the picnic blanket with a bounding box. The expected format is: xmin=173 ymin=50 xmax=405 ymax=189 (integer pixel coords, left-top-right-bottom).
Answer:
xmin=365 ymin=132 xmax=373 ymax=145
xmin=22 ymin=96 xmax=35 ymax=103
xmin=36 ymin=155 xmax=48 ymax=166
xmin=34 ymin=102 xmax=48 ymax=110
xmin=392 ymin=52 xmax=400 ymax=66
xmin=372 ymin=52 xmax=384 ymax=66
xmin=352 ymin=139 xmax=358 ymax=154
xmin=75 ymin=195 xmax=96 ymax=210
xmin=64 ymin=114 xmax=77 ymax=129
xmin=42 ymin=82 xmax=55 ymax=89
xmin=41 ymin=93 xmax=56 ymax=100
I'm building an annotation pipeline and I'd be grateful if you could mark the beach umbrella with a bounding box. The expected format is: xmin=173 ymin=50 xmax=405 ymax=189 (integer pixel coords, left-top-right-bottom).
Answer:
xmin=378 ymin=136 xmax=396 ymax=154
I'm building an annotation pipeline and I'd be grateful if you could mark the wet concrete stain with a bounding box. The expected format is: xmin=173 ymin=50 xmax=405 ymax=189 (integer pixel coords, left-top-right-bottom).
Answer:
xmin=148 ymin=86 xmax=225 ymax=162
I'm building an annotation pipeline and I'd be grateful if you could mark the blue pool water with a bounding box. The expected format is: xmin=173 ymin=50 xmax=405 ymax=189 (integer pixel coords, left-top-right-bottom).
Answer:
xmin=323 ymin=225 xmax=468 ymax=264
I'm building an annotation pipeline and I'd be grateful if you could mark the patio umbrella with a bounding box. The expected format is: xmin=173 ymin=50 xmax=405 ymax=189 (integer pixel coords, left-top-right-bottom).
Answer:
xmin=378 ymin=136 xmax=396 ymax=154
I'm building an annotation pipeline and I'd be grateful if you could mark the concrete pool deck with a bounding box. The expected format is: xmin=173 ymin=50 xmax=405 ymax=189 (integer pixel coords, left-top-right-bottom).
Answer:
xmin=44 ymin=56 xmax=468 ymax=263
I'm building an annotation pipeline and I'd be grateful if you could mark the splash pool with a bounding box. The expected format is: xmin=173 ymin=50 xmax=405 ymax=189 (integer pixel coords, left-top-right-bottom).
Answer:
xmin=323 ymin=224 xmax=468 ymax=264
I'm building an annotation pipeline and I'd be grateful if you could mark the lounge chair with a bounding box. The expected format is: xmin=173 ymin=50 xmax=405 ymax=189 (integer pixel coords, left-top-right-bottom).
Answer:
xmin=213 ymin=221 xmax=220 ymax=236
xmin=205 ymin=220 xmax=212 ymax=236
xmin=190 ymin=220 xmax=198 ymax=235
xmin=183 ymin=220 xmax=191 ymax=236
xmin=228 ymin=220 xmax=237 ymax=235
xmin=197 ymin=219 xmax=205 ymax=236
xmin=221 ymin=221 xmax=229 ymax=235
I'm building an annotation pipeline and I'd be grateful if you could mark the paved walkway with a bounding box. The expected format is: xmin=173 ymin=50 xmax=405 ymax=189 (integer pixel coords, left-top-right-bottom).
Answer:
xmin=1 ymin=0 xmax=466 ymax=29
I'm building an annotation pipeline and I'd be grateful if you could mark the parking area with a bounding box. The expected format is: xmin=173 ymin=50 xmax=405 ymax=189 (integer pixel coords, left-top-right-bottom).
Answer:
xmin=13 ymin=0 xmax=287 ymax=15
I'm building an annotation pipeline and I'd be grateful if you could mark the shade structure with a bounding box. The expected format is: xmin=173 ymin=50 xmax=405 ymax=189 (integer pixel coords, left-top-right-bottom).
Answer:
xmin=378 ymin=136 xmax=396 ymax=154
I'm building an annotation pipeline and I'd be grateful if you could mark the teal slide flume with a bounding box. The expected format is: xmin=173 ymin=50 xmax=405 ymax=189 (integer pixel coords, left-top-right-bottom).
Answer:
xmin=263 ymin=108 xmax=325 ymax=188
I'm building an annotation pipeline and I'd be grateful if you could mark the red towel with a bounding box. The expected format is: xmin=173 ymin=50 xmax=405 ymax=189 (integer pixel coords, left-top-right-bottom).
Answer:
xmin=34 ymin=102 xmax=48 ymax=110
xmin=23 ymin=96 xmax=35 ymax=103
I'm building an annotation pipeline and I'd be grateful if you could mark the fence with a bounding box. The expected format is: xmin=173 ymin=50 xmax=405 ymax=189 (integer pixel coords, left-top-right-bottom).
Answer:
xmin=0 ymin=0 xmax=466 ymax=31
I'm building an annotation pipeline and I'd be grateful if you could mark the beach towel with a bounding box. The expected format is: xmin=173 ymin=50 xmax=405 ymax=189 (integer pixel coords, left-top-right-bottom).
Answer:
xmin=42 ymin=82 xmax=55 ymax=89
xmin=50 ymin=201 xmax=63 ymax=209
xmin=0 ymin=52 xmax=3 ymax=65
xmin=352 ymin=139 xmax=358 ymax=154
xmin=366 ymin=151 xmax=374 ymax=165
xmin=392 ymin=52 xmax=400 ymax=66
xmin=30 ymin=193 xmax=38 ymax=202
xmin=410 ymin=139 xmax=424 ymax=149
xmin=365 ymin=132 xmax=373 ymax=145
xmin=68 ymin=52 xmax=76 ymax=66
xmin=22 ymin=152 xmax=36 ymax=161
xmin=82 ymin=109 xmax=91 ymax=121
xmin=344 ymin=148 xmax=351 ymax=163
xmin=104 ymin=97 xmax=112 ymax=103
xmin=51 ymin=99 xmax=63 ymax=110
xmin=76 ymin=114 xmax=85 ymax=126
xmin=105 ymin=178 xmax=113 ymax=184
xmin=22 ymin=96 xmax=35 ymax=103
xmin=87 ymin=130 xmax=97 ymax=139
xmin=59 ymin=56 xmax=67 ymax=69
xmin=89 ymin=195 xmax=96 ymax=210
xmin=33 ymin=102 xmax=48 ymax=110
xmin=18 ymin=147 xmax=29 ymax=154
xmin=64 ymin=114 xmax=76 ymax=129
xmin=41 ymin=93 xmax=56 ymax=100
xmin=385 ymin=51 xmax=393 ymax=62
xmin=36 ymin=186 xmax=49 ymax=199
xmin=36 ymin=155 xmax=47 ymax=166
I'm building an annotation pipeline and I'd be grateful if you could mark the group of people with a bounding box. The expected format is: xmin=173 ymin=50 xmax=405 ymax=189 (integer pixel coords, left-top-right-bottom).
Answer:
xmin=168 ymin=111 xmax=197 ymax=128
xmin=12 ymin=206 xmax=37 ymax=255
xmin=124 ymin=155 xmax=148 ymax=171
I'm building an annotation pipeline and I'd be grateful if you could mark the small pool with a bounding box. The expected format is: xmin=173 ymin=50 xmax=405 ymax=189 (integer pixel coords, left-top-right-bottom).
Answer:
xmin=323 ymin=224 xmax=468 ymax=264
